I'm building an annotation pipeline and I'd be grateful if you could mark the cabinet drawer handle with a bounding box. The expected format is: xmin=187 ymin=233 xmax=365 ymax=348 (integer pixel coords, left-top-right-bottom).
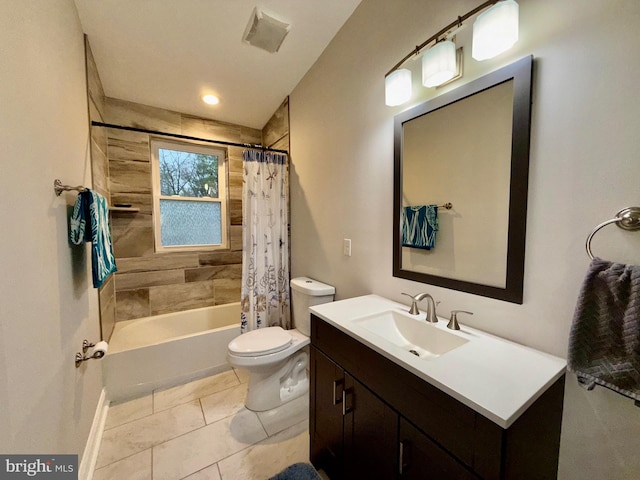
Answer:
xmin=332 ymin=379 xmax=343 ymax=405
xmin=399 ymin=440 xmax=410 ymax=476
xmin=342 ymin=388 xmax=354 ymax=415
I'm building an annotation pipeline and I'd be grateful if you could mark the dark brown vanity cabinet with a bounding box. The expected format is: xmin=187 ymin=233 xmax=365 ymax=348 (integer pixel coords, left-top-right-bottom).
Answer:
xmin=310 ymin=347 xmax=344 ymax=479
xmin=311 ymin=347 xmax=398 ymax=480
xmin=398 ymin=418 xmax=480 ymax=480
xmin=310 ymin=314 xmax=565 ymax=480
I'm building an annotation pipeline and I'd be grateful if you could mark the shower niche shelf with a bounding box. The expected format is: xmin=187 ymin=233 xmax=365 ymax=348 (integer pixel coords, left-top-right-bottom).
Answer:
xmin=109 ymin=206 xmax=140 ymax=213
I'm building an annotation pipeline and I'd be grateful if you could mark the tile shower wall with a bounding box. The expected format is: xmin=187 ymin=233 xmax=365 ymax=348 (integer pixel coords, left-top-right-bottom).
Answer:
xmin=85 ymin=36 xmax=117 ymax=341
xmin=105 ymin=98 xmax=261 ymax=320
xmin=262 ymin=97 xmax=290 ymax=151
xmin=262 ymin=97 xmax=291 ymax=284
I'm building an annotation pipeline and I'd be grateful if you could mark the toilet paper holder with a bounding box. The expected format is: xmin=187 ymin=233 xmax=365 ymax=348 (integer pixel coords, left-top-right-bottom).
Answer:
xmin=75 ymin=339 xmax=108 ymax=368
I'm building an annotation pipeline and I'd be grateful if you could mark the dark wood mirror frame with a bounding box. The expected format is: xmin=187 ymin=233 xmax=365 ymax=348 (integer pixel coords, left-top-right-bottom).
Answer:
xmin=393 ymin=56 xmax=533 ymax=304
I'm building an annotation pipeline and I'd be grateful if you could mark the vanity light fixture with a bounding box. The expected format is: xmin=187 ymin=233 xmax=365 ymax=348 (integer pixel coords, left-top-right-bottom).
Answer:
xmin=472 ymin=0 xmax=519 ymax=61
xmin=385 ymin=68 xmax=412 ymax=107
xmin=202 ymin=94 xmax=220 ymax=105
xmin=422 ymin=39 xmax=457 ymax=88
xmin=385 ymin=0 xmax=519 ymax=106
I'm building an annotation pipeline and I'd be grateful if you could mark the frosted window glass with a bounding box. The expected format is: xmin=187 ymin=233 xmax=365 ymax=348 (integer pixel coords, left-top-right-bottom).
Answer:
xmin=160 ymin=199 xmax=222 ymax=246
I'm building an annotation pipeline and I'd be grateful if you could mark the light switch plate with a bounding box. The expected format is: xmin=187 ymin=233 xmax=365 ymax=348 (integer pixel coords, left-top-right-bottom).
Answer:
xmin=343 ymin=238 xmax=352 ymax=256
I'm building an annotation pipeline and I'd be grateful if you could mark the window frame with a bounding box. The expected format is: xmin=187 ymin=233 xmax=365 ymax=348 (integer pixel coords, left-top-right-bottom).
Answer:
xmin=150 ymin=137 xmax=229 ymax=253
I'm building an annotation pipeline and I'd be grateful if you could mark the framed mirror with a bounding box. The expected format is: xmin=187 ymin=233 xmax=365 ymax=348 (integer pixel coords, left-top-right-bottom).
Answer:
xmin=393 ymin=56 xmax=533 ymax=303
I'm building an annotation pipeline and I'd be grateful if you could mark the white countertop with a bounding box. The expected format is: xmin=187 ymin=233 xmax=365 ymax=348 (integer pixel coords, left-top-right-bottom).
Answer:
xmin=310 ymin=294 xmax=566 ymax=429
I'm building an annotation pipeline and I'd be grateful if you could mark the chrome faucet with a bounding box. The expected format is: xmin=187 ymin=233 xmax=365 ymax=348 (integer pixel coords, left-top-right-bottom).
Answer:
xmin=401 ymin=293 xmax=438 ymax=323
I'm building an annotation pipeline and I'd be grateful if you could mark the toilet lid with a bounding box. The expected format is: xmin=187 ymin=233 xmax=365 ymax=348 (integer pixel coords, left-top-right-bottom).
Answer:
xmin=228 ymin=326 xmax=293 ymax=357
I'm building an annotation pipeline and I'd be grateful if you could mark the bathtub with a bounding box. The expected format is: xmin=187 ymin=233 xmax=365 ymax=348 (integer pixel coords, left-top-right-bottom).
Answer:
xmin=103 ymin=302 xmax=241 ymax=401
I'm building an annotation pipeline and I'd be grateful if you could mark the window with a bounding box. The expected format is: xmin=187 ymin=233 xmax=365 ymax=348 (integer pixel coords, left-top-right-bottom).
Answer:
xmin=151 ymin=139 xmax=228 ymax=252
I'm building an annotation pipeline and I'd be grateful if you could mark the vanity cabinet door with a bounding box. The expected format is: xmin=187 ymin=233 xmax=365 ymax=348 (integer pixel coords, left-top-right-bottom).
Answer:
xmin=310 ymin=346 xmax=345 ymax=480
xmin=399 ymin=418 xmax=480 ymax=480
xmin=343 ymin=374 xmax=398 ymax=480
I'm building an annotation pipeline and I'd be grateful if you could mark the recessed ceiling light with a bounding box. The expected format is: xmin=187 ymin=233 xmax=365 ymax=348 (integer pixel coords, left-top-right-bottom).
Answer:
xmin=202 ymin=94 xmax=220 ymax=105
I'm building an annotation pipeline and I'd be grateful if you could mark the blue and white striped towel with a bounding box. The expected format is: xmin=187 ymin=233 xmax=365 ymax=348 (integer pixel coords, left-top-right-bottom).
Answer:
xmin=70 ymin=190 xmax=117 ymax=288
xmin=401 ymin=205 xmax=439 ymax=250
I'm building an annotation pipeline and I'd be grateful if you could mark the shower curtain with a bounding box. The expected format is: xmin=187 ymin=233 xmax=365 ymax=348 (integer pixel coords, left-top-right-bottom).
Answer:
xmin=240 ymin=149 xmax=290 ymax=333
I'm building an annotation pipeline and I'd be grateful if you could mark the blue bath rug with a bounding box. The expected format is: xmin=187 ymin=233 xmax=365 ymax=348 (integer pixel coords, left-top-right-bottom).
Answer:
xmin=269 ymin=463 xmax=321 ymax=480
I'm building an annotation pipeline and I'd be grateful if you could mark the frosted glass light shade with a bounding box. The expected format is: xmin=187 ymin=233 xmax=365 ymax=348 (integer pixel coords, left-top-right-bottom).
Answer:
xmin=422 ymin=40 xmax=456 ymax=88
xmin=472 ymin=0 xmax=519 ymax=61
xmin=385 ymin=69 xmax=412 ymax=106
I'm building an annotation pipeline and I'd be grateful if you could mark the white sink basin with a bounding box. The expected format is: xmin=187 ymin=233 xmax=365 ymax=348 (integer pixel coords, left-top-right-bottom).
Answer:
xmin=353 ymin=310 xmax=469 ymax=359
xmin=310 ymin=295 xmax=567 ymax=428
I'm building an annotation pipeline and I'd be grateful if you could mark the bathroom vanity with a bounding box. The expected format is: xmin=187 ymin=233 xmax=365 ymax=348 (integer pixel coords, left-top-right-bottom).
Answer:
xmin=309 ymin=295 xmax=566 ymax=480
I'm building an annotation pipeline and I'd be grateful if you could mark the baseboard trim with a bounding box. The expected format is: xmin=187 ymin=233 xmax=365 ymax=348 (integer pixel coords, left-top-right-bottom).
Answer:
xmin=78 ymin=388 xmax=109 ymax=480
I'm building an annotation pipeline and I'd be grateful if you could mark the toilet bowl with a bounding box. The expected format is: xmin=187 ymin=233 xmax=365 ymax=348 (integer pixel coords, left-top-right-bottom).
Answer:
xmin=227 ymin=277 xmax=335 ymax=411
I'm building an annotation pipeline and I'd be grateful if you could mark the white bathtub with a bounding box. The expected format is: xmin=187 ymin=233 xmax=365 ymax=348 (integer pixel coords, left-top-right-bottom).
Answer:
xmin=103 ymin=303 xmax=241 ymax=401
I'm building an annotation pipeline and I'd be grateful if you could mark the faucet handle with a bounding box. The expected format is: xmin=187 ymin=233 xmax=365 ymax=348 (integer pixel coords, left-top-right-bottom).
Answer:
xmin=447 ymin=310 xmax=473 ymax=330
xmin=401 ymin=293 xmax=420 ymax=315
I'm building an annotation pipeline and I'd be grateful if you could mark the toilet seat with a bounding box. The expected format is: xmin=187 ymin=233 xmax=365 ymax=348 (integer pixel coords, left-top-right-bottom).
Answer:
xmin=228 ymin=326 xmax=293 ymax=357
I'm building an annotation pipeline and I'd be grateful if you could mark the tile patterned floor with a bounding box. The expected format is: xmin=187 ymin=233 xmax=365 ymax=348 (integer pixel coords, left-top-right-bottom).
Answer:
xmin=94 ymin=368 xmax=310 ymax=480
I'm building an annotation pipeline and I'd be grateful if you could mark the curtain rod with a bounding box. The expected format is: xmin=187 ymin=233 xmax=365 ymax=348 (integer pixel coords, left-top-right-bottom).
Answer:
xmin=90 ymin=121 xmax=288 ymax=154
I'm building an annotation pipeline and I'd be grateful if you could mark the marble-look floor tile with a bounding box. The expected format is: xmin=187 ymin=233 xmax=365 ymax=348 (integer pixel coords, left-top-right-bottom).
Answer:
xmin=93 ymin=449 xmax=151 ymax=480
xmin=233 ymin=368 xmax=250 ymax=384
xmin=217 ymin=420 xmax=309 ymax=480
xmin=105 ymin=394 xmax=153 ymax=430
xmin=152 ymin=408 xmax=267 ymax=480
xmin=257 ymin=394 xmax=309 ymax=437
xmin=182 ymin=463 xmax=222 ymax=480
xmin=154 ymin=370 xmax=239 ymax=412
xmin=200 ymin=383 xmax=248 ymax=424
xmin=97 ymin=401 xmax=204 ymax=468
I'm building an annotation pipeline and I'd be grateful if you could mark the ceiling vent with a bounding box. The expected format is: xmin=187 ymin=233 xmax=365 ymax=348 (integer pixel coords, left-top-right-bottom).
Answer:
xmin=242 ymin=8 xmax=290 ymax=53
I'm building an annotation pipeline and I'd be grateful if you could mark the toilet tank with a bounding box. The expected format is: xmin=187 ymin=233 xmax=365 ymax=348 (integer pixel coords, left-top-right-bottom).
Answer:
xmin=290 ymin=277 xmax=335 ymax=336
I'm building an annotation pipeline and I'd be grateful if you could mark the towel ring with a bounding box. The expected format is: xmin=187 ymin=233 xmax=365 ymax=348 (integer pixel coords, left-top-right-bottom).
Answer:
xmin=585 ymin=207 xmax=640 ymax=260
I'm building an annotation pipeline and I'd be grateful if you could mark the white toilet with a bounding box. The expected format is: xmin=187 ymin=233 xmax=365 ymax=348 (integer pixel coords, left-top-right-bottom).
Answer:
xmin=227 ymin=277 xmax=335 ymax=411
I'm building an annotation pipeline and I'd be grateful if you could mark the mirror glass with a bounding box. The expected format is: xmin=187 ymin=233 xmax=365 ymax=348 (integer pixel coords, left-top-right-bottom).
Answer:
xmin=393 ymin=56 xmax=533 ymax=303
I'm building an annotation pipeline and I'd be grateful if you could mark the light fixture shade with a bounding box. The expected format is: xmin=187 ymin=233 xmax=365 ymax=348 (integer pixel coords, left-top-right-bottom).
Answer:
xmin=385 ymin=69 xmax=412 ymax=106
xmin=472 ymin=0 xmax=519 ymax=61
xmin=422 ymin=40 xmax=456 ymax=88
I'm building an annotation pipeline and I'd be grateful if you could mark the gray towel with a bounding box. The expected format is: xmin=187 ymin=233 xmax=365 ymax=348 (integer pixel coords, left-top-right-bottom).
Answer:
xmin=269 ymin=463 xmax=321 ymax=480
xmin=568 ymin=257 xmax=640 ymax=401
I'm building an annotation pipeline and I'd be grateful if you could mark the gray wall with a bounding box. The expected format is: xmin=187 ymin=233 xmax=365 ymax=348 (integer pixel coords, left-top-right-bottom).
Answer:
xmin=0 ymin=0 xmax=103 ymax=457
xmin=289 ymin=0 xmax=640 ymax=478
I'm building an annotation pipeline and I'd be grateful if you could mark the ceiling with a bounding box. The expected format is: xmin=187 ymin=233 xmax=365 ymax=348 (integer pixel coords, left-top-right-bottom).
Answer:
xmin=74 ymin=0 xmax=362 ymax=129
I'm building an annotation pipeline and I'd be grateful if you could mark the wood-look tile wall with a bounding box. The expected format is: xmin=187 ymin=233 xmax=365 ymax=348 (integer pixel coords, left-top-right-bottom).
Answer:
xmin=86 ymin=31 xmax=291 ymax=327
xmin=262 ymin=98 xmax=291 ymax=279
xmin=85 ymin=36 xmax=116 ymax=341
xmin=105 ymin=97 xmax=262 ymax=320
xmin=262 ymin=97 xmax=290 ymax=151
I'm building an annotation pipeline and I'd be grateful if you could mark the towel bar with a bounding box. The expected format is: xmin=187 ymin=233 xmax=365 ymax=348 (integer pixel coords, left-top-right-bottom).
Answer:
xmin=54 ymin=179 xmax=88 ymax=196
xmin=585 ymin=207 xmax=640 ymax=260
